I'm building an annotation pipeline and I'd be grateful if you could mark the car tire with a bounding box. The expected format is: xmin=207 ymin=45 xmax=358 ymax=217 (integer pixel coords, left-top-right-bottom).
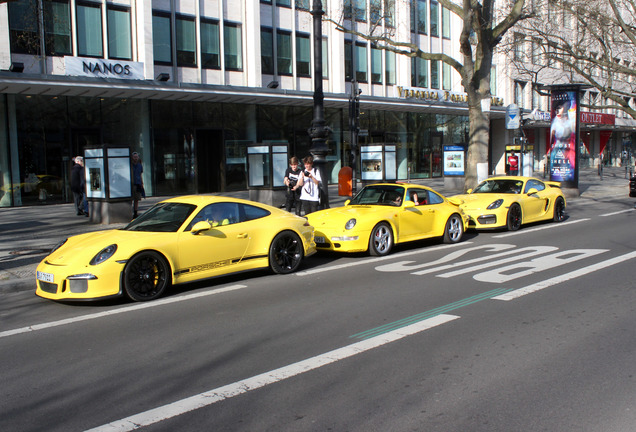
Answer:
xmin=368 ymin=222 xmax=393 ymax=256
xmin=443 ymin=214 xmax=464 ymax=244
xmin=506 ymin=204 xmax=522 ymax=231
xmin=123 ymin=251 xmax=170 ymax=302
xmin=269 ymin=231 xmax=303 ymax=274
xmin=553 ymin=197 xmax=566 ymax=222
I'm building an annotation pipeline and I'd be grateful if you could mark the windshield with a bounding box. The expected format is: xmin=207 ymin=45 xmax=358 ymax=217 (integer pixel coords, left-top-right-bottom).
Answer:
xmin=350 ymin=185 xmax=405 ymax=206
xmin=473 ymin=179 xmax=523 ymax=194
xmin=124 ymin=202 xmax=197 ymax=232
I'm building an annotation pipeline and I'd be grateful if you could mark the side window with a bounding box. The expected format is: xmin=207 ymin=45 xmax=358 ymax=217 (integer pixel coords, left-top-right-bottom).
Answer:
xmin=186 ymin=203 xmax=240 ymax=231
xmin=406 ymin=189 xmax=427 ymax=205
xmin=524 ymin=179 xmax=545 ymax=193
xmin=428 ymin=190 xmax=445 ymax=205
xmin=241 ymin=204 xmax=270 ymax=222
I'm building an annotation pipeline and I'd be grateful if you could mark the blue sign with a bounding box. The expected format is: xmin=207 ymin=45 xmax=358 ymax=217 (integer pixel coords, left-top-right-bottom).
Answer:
xmin=443 ymin=145 xmax=465 ymax=176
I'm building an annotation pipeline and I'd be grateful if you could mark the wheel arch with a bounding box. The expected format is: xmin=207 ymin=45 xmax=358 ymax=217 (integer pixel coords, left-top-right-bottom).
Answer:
xmin=121 ymin=248 xmax=175 ymax=287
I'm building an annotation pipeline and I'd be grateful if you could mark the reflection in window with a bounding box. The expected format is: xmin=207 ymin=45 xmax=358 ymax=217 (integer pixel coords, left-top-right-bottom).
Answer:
xmin=411 ymin=57 xmax=428 ymax=88
xmin=8 ymin=0 xmax=40 ymax=55
xmin=176 ymin=16 xmax=196 ymax=67
xmin=355 ymin=42 xmax=368 ymax=83
xmin=153 ymin=13 xmax=172 ymax=64
xmin=77 ymin=3 xmax=103 ymax=57
xmin=224 ymin=23 xmax=243 ymax=71
xmin=412 ymin=0 xmax=427 ymax=34
xmin=431 ymin=60 xmax=440 ymax=89
xmin=277 ymin=31 xmax=292 ymax=75
xmin=430 ymin=1 xmax=439 ymax=37
xmin=201 ymin=20 xmax=220 ymax=69
xmin=371 ymin=45 xmax=382 ymax=84
xmin=296 ymin=33 xmax=311 ymax=77
xmin=45 ymin=0 xmax=72 ymax=56
xmin=261 ymin=27 xmax=274 ymax=74
xmin=107 ymin=6 xmax=131 ymax=60
xmin=386 ymin=50 xmax=396 ymax=85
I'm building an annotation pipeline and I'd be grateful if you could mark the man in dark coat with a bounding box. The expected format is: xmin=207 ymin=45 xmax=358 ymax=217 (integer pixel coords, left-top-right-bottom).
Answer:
xmin=70 ymin=156 xmax=88 ymax=216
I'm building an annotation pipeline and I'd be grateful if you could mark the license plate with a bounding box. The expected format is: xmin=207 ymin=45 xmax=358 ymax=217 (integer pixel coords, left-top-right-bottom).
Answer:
xmin=37 ymin=271 xmax=54 ymax=283
xmin=314 ymin=236 xmax=326 ymax=244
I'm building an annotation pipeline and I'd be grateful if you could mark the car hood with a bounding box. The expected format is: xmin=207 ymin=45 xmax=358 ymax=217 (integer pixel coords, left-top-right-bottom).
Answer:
xmin=452 ymin=193 xmax=510 ymax=209
xmin=44 ymin=229 xmax=165 ymax=266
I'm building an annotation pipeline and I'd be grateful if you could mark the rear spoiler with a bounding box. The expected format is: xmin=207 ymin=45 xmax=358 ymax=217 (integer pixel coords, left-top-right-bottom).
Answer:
xmin=546 ymin=181 xmax=562 ymax=189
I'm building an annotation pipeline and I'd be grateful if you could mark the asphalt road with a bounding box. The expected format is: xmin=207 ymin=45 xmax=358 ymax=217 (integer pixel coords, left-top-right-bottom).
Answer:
xmin=1 ymin=196 xmax=635 ymax=432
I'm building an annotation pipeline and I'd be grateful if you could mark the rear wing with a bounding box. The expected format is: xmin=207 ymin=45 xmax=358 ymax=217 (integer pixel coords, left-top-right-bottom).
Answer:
xmin=546 ymin=181 xmax=562 ymax=189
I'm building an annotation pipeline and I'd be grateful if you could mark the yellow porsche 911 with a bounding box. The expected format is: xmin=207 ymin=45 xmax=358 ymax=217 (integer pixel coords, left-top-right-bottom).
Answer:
xmin=306 ymin=183 xmax=468 ymax=256
xmin=451 ymin=176 xmax=566 ymax=231
xmin=36 ymin=196 xmax=316 ymax=302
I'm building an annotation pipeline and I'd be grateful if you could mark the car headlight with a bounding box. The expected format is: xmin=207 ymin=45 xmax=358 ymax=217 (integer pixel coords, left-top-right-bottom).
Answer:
xmin=487 ymin=199 xmax=504 ymax=210
xmin=50 ymin=239 xmax=68 ymax=254
xmin=90 ymin=244 xmax=118 ymax=265
xmin=345 ymin=218 xmax=357 ymax=230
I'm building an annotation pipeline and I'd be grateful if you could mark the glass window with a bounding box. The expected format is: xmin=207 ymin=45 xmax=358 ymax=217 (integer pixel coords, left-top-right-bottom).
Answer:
xmin=385 ymin=50 xmax=396 ymax=85
xmin=370 ymin=0 xmax=381 ymax=24
xmin=385 ymin=0 xmax=395 ymax=27
xmin=431 ymin=60 xmax=440 ymax=89
xmin=345 ymin=40 xmax=353 ymax=81
xmin=44 ymin=0 xmax=72 ymax=56
xmin=261 ymin=27 xmax=274 ymax=74
xmin=411 ymin=57 xmax=428 ymax=88
xmin=277 ymin=0 xmax=292 ymax=6
xmin=354 ymin=0 xmax=366 ymax=22
xmin=152 ymin=12 xmax=172 ymax=64
xmin=371 ymin=45 xmax=382 ymax=84
xmin=442 ymin=62 xmax=452 ymax=90
xmin=355 ymin=42 xmax=368 ymax=83
xmin=277 ymin=31 xmax=292 ymax=75
xmin=202 ymin=20 xmax=220 ymax=69
xmin=8 ymin=0 xmax=40 ymax=55
xmin=416 ymin=0 xmax=427 ymax=34
xmin=224 ymin=23 xmax=243 ymax=71
xmin=430 ymin=1 xmax=439 ymax=37
xmin=296 ymin=0 xmax=310 ymax=10
xmin=322 ymin=38 xmax=329 ymax=78
xmin=176 ymin=15 xmax=196 ymax=67
xmin=296 ymin=33 xmax=311 ymax=77
xmin=77 ymin=2 xmax=103 ymax=57
xmin=442 ymin=6 xmax=450 ymax=39
xmin=107 ymin=6 xmax=131 ymax=60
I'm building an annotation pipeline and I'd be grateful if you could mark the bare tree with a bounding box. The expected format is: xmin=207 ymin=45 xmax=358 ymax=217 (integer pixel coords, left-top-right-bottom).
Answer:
xmin=509 ymin=0 xmax=636 ymax=117
xmin=328 ymin=0 xmax=531 ymax=190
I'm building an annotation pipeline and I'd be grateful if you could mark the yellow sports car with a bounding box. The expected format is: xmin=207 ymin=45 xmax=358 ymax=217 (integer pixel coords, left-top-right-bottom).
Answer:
xmin=451 ymin=176 xmax=566 ymax=231
xmin=36 ymin=196 xmax=316 ymax=302
xmin=306 ymin=183 xmax=468 ymax=256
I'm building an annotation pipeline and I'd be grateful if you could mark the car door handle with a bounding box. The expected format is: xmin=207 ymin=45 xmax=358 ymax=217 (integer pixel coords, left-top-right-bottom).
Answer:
xmin=237 ymin=233 xmax=248 ymax=239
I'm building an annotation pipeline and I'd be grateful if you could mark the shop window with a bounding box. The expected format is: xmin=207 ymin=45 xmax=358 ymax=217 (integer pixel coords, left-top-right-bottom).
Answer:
xmin=8 ymin=0 xmax=40 ymax=55
xmin=296 ymin=33 xmax=311 ymax=77
xmin=277 ymin=30 xmax=292 ymax=75
xmin=176 ymin=15 xmax=196 ymax=67
xmin=202 ymin=20 xmax=221 ymax=69
xmin=260 ymin=27 xmax=274 ymax=74
xmin=77 ymin=2 xmax=104 ymax=57
xmin=152 ymin=12 xmax=172 ymax=65
xmin=107 ymin=6 xmax=131 ymax=60
xmin=224 ymin=23 xmax=243 ymax=71
xmin=430 ymin=1 xmax=439 ymax=37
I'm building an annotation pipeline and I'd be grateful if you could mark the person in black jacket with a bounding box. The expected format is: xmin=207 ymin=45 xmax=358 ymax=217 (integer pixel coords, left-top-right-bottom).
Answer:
xmin=70 ymin=156 xmax=88 ymax=217
xmin=283 ymin=156 xmax=302 ymax=215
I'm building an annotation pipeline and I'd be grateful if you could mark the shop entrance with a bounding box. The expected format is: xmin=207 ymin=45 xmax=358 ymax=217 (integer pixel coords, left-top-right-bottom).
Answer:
xmin=195 ymin=129 xmax=224 ymax=193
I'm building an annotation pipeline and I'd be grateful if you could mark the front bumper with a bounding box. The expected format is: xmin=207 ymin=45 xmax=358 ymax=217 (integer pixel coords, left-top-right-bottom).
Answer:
xmin=313 ymin=228 xmax=371 ymax=253
xmin=35 ymin=260 xmax=124 ymax=301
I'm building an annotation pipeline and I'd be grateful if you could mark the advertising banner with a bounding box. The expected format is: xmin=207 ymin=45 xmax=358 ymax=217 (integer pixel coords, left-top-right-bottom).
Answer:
xmin=443 ymin=145 xmax=465 ymax=176
xmin=549 ymin=90 xmax=578 ymax=184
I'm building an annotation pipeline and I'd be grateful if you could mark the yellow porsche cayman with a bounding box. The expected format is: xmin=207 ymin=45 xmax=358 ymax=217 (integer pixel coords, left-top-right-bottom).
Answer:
xmin=451 ymin=176 xmax=566 ymax=231
xmin=306 ymin=183 xmax=468 ymax=256
xmin=36 ymin=196 xmax=316 ymax=302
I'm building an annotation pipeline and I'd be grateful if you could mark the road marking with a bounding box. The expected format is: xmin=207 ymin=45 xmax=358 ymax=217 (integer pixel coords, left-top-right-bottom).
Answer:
xmin=296 ymin=242 xmax=472 ymax=276
xmin=0 ymin=285 xmax=247 ymax=339
xmin=492 ymin=219 xmax=589 ymax=238
xmin=492 ymin=251 xmax=636 ymax=301
xmin=351 ymin=288 xmax=509 ymax=340
xmin=600 ymin=209 xmax=634 ymax=217
xmin=85 ymin=314 xmax=460 ymax=432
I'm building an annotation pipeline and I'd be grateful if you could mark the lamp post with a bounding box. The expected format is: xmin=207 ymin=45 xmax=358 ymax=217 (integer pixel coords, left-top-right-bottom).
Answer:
xmin=308 ymin=0 xmax=330 ymax=209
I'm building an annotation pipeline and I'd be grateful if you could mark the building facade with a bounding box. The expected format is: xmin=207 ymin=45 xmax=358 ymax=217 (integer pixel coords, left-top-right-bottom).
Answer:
xmin=1 ymin=0 xmax=503 ymax=207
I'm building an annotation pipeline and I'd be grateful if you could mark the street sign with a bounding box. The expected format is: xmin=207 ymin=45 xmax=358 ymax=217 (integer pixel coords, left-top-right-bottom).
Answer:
xmin=506 ymin=104 xmax=520 ymax=129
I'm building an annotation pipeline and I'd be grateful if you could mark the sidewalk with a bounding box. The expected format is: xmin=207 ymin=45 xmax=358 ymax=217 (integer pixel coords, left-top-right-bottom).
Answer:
xmin=1 ymin=166 xmax=632 ymax=294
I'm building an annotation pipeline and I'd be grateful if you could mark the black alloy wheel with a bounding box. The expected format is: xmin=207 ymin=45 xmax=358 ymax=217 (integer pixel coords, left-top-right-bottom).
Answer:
xmin=123 ymin=251 xmax=170 ymax=302
xmin=269 ymin=231 xmax=303 ymax=274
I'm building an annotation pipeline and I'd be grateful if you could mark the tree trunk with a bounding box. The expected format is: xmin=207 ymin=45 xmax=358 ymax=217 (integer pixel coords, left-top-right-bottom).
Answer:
xmin=464 ymin=87 xmax=490 ymax=192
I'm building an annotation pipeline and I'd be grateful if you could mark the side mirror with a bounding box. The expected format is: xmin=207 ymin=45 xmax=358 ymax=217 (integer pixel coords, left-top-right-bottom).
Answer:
xmin=191 ymin=220 xmax=212 ymax=235
xmin=344 ymin=200 xmax=351 ymax=206
xmin=404 ymin=200 xmax=416 ymax=208
xmin=527 ymin=188 xmax=539 ymax=196
xmin=466 ymin=189 xmax=473 ymax=194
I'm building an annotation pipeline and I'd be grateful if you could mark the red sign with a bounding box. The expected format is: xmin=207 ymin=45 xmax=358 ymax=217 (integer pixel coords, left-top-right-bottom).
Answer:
xmin=580 ymin=112 xmax=615 ymax=125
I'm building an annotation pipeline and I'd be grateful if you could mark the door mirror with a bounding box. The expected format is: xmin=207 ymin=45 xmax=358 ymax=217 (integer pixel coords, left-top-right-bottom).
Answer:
xmin=527 ymin=188 xmax=539 ymax=196
xmin=191 ymin=220 xmax=212 ymax=235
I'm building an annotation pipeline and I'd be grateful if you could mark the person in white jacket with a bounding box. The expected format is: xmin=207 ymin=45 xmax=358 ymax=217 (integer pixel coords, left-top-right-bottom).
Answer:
xmin=298 ymin=156 xmax=321 ymax=215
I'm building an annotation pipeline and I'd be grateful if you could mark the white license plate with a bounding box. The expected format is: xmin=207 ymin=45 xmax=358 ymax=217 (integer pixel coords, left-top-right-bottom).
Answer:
xmin=314 ymin=236 xmax=326 ymax=244
xmin=37 ymin=271 xmax=54 ymax=283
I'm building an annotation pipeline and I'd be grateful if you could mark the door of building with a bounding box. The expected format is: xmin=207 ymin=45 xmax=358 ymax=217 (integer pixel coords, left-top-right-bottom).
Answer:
xmin=196 ymin=129 xmax=224 ymax=193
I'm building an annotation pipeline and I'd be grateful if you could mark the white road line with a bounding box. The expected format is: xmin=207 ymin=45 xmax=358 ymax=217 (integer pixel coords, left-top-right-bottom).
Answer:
xmin=600 ymin=209 xmax=634 ymax=217
xmin=85 ymin=313 xmax=460 ymax=432
xmin=296 ymin=242 xmax=473 ymax=276
xmin=0 ymin=285 xmax=247 ymax=339
xmin=492 ymin=219 xmax=589 ymax=238
xmin=492 ymin=251 xmax=636 ymax=301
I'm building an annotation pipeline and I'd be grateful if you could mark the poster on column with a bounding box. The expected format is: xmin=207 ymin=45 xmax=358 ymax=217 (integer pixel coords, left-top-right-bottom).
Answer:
xmin=549 ymin=90 xmax=578 ymax=183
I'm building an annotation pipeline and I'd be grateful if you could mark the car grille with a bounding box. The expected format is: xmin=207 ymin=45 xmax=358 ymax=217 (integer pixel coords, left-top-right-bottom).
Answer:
xmin=38 ymin=281 xmax=58 ymax=294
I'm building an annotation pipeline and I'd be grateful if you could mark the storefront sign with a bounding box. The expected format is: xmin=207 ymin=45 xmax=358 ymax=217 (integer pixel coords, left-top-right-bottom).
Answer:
xmin=396 ymin=87 xmax=504 ymax=107
xmin=580 ymin=112 xmax=615 ymax=125
xmin=65 ymin=56 xmax=145 ymax=80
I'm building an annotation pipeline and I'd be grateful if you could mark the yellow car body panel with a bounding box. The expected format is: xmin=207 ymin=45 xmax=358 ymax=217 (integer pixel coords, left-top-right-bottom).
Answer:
xmin=307 ymin=183 xmax=468 ymax=254
xmin=36 ymin=195 xmax=316 ymax=301
xmin=451 ymin=176 xmax=566 ymax=230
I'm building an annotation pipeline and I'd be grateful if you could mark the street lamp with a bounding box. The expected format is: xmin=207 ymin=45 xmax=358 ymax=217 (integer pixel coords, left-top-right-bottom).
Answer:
xmin=308 ymin=0 xmax=331 ymax=209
